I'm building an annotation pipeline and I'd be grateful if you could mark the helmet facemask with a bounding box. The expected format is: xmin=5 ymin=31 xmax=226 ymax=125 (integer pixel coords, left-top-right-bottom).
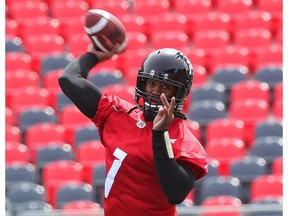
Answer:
xmin=134 ymin=74 xmax=186 ymax=120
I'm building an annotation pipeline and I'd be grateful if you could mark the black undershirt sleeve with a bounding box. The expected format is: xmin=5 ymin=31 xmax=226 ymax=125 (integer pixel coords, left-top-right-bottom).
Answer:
xmin=58 ymin=52 xmax=102 ymax=119
xmin=152 ymin=130 xmax=195 ymax=205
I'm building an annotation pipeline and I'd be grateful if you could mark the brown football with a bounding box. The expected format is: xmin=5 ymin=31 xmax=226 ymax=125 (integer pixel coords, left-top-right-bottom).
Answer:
xmin=85 ymin=9 xmax=127 ymax=53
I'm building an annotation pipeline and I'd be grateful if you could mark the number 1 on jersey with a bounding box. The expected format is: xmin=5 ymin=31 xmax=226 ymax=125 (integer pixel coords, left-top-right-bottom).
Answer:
xmin=105 ymin=148 xmax=127 ymax=198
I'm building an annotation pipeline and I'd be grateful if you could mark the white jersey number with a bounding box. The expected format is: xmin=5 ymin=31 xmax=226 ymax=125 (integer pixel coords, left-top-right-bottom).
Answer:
xmin=104 ymin=148 xmax=127 ymax=198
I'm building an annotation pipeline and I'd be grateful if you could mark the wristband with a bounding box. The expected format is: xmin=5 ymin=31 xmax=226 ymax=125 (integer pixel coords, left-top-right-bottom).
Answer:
xmin=152 ymin=130 xmax=174 ymax=159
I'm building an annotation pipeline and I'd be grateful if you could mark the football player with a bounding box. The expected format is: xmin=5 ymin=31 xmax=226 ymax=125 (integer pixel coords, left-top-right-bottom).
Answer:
xmin=58 ymin=46 xmax=208 ymax=216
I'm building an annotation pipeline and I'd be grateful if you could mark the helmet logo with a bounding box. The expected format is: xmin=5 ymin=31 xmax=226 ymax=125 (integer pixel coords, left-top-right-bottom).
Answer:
xmin=150 ymin=70 xmax=155 ymax=76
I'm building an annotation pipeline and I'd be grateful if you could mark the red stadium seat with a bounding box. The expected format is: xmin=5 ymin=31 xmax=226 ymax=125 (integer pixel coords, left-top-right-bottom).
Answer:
xmin=25 ymin=122 xmax=66 ymax=148
xmin=205 ymin=138 xmax=246 ymax=175
xmin=250 ymin=174 xmax=283 ymax=202
xmin=233 ymin=29 xmax=272 ymax=54
xmin=205 ymin=118 xmax=245 ymax=143
xmin=5 ymin=52 xmax=33 ymax=72
xmin=65 ymin=33 xmax=90 ymax=57
xmin=42 ymin=69 xmax=63 ymax=107
xmin=58 ymin=105 xmax=92 ymax=127
xmin=92 ymin=54 xmax=121 ymax=72
xmin=5 ymin=142 xmax=28 ymax=165
xmin=122 ymin=66 xmax=139 ymax=86
xmin=58 ymin=105 xmax=93 ymax=146
xmin=125 ymin=32 xmax=148 ymax=52
xmin=6 ymin=19 xmax=19 ymax=38
xmin=229 ymin=99 xmax=269 ymax=144
xmin=231 ymin=11 xmax=272 ymax=36
xmin=62 ymin=200 xmax=101 ymax=214
xmin=150 ymin=31 xmax=189 ymax=50
xmin=209 ymin=46 xmax=250 ymax=73
xmin=173 ymin=0 xmax=213 ymax=17
xmin=148 ymin=13 xmax=187 ymax=38
xmin=252 ymin=45 xmax=283 ymax=72
xmin=76 ymin=141 xmax=105 ymax=183
xmin=50 ymin=0 xmax=89 ymax=23
xmin=9 ymin=1 xmax=49 ymax=23
xmin=133 ymin=0 xmax=171 ymax=20
xmin=6 ymin=125 xmax=21 ymax=143
xmin=190 ymin=12 xmax=231 ymax=38
xmin=201 ymin=195 xmax=242 ymax=216
xmin=91 ymin=0 xmax=131 ymax=17
xmin=57 ymin=16 xmax=86 ymax=41
xmin=25 ymin=35 xmax=65 ymax=58
xmin=192 ymin=65 xmax=208 ymax=87
xmin=18 ymin=17 xmax=60 ymax=44
xmin=6 ymin=0 xmax=43 ymax=7
xmin=216 ymin=0 xmax=253 ymax=18
xmin=193 ymin=30 xmax=230 ymax=56
xmin=42 ymin=160 xmax=84 ymax=207
xmin=47 ymin=0 xmax=87 ymax=7
xmin=230 ymin=80 xmax=270 ymax=104
xmin=118 ymin=49 xmax=151 ymax=73
xmin=257 ymin=0 xmax=282 ymax=17
xmin=7 ymin=87 xmax=50 ymax=112
xmin=272 ymin=157 xmax=283 ymax=175
xmin=6 ymin=70 xmax=40 ymax=99
xmin=119 ymin=15 xmax=146 ymax=35
xmin=181 ymin=47 xmax=207 ymax=68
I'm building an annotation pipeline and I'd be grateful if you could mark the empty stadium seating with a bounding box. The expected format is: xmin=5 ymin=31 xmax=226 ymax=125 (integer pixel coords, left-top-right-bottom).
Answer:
xmin=61 ymin=200 xmax=101 ymax=215
xmin=188 ymin=100 xmax=227 ymax=127
xmin=199 ymin=176 xmax=242 ymax=204
xmin=55 ymin=182 xmax=95 ymax=208
xmin=205 ymin=138 xmax=246 ymax=175
xmin=42 ymin=160 xmax=84 ymax=206
xmin=6 ymin=163 xmax=37 ymax=186
xmin=201 ymin=195 xmax=242 ymax=216
xmin=75 ymin=141 xmax=105 ymax=183
xmin=229 ymin=155 xmax=269 ymax=203
xmin=250 ymin=174 xmax=283 ymax=202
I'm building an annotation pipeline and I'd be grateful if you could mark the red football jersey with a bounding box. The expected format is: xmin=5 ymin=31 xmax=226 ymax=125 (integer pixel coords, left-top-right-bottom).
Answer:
xmin=92 ymin=93 xmax=208 ymax=216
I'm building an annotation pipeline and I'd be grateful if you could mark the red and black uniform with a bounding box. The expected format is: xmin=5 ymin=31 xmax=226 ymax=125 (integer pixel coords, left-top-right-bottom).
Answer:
xmin=59 ymin=52 xmax=208 ymax=216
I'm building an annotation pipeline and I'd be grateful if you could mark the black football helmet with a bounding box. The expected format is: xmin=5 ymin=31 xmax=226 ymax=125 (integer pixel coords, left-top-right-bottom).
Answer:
xmin=134 ymin=48 xmax=193 ymax=120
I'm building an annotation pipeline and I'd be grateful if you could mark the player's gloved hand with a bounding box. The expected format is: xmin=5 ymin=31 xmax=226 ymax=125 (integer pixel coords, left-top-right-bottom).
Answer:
xmin=153 ymin=93 xmax=175 ymax=131
xmin=88 ymin=43 xmax=120 ymax=62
